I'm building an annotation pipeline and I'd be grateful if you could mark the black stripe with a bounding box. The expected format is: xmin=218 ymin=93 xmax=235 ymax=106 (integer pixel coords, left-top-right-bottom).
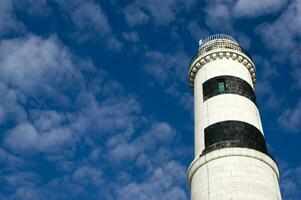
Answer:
xmin=202 ymin=76 xmax=256 ymax=105
xmin=203 ymin=120 xmax=267 ymax=154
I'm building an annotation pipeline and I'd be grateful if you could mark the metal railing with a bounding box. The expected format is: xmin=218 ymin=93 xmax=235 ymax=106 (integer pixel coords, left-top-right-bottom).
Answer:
xmin=189 ymin=41 xmax=253 ymax=67
xmin=199 ymin=34 xmax=238 ymax=48
xmin=199 ymin=41 xmax=241 ymax=55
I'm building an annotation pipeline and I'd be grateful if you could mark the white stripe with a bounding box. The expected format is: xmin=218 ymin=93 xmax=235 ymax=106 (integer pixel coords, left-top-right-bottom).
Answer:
xmin=199 ymin=59 xmax=254 ymax=88
xmin=201 ymin=94 xmax=263 ymax=133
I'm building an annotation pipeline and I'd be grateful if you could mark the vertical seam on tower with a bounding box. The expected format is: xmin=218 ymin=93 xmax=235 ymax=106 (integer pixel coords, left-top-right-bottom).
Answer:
xmin=204 ymin=66 xmax=209 ymax=131
xmin=206 ymin=159 xmax=210 ymax=199
xmin=205 ymin=67 xmax=210 ymax=157
xmin=204 ymin=61 xmax=210 ymax=200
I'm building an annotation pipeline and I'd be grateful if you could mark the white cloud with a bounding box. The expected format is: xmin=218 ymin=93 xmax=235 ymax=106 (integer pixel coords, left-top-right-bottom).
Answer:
xmin=123 ymin=0 xmax=196 ymax=27
xmin=69 ymin=92 xmax=140 ymax=138
xmin=292 ymin=66 xmax=301 ymax=89
xmin=56 ymin=0 xmax=122 ymax=50
xmin=278 ymin=100 xmax=301 ymax=133
xmin=233 ymin=0 xmax=287 ymax=18
xmin=2 ymin=116 xmax=189 ymax=198
xmin=257 ymin=0 xmax=301 ymax=51
xmin=13 ymin=0 xmax=51 ymax=16
xmin=71 ymin=2 xmax=111 ymax=35
xmin=0 ymin=35 xmax=89 ymax=156
xmin=4 ymin=171 xmax=38 ymax=187
xmin=0 ymin=33 xmax=143 ymax=158
xmin=72 ymin=166 xmax=103 ymax=187
xmin=146 ymin=122 xmax=176 ymax=144
xmin=4 ymin=121 xmax=74 ymax=154
xmin=0 ymin=35 xmax=84 ymax=106
xmin=204 ymin=1 xmax=233 ymax=31
xmin=0 ymin=23 xmax=190 ymax=199
xmin=30 ymin=110 xmax=66 ymax=132
xmin=0 ymin=148 xmax=25 ymax=169
xmin=123 ymin=4 xmax=150 ymax=27
xmin=4 ymin=122 xmax=39 ymax=152
xmin=122 ymin=31 xmax=140 ymax=42
xmin=106 ymin=122 xmax=177 ymax=165
xmin=0 ymin=35 xmax=70 ymax=90
xmin=203 ymin=0 xmax=268 ymax=47
xmin=0 ymin=82 xmax=27 ymax=125
xmin=10 ymin=185 xmax=45 ymax=200
xmin=280 ymin=162 xmax=301 ymax=199
xmin=144 ymin=51 xmax=188 ymax=84
xmin=203 ymin=0 xmax=287 ymax=38
xmin=0 ymin=0 xmax=25 ymax=36
xmin=253 ymin=56 xmax=282 ymax=110
xmin=143 ymin=50 xmax=193 ymax=110
xmin=187 ymin=20 xmax=209 ymax=41
xmin=204 ymin=0 xmax=287 ymax=26
xmin=116 ymin=161 xmax=187 ymax=200
xmin=203 ymin=2 xmax=252 ymax=49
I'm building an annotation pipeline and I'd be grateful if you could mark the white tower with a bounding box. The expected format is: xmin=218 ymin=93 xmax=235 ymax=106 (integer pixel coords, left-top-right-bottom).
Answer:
xmin=187 ymin=34 xmax=282 ymax=200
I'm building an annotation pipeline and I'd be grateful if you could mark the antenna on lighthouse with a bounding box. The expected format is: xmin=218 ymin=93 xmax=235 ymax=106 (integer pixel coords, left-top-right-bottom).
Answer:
xmin=198 ymin=39 xmax=203 ymax=46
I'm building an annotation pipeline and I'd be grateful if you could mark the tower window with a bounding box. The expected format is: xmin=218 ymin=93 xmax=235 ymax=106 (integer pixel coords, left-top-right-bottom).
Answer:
xmin=217 ymin=79 xmax=226 ymax=92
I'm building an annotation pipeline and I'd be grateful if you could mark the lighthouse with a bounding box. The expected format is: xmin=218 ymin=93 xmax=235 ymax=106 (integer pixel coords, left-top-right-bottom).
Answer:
xmin=187 ymin=34 xmax=282 ymax=199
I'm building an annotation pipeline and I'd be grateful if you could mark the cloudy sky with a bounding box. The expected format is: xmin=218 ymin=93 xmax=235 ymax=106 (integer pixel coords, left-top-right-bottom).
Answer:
xmin=0 ymin=0 xmax=300 ymax=199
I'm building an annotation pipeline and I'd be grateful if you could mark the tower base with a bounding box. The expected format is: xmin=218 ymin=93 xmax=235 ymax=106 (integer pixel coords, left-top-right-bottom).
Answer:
xmin=187 ymin=148 xmax=282 ymax=200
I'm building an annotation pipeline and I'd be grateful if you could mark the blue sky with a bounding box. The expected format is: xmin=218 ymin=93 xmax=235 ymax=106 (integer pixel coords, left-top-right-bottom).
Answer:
xmin=0 ymin=0 xmax=300 ymax=199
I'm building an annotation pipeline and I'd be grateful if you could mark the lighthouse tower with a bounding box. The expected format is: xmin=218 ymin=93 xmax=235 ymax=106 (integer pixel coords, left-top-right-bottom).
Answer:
xmin=187 ymin=34 xmax=282 ymax=200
